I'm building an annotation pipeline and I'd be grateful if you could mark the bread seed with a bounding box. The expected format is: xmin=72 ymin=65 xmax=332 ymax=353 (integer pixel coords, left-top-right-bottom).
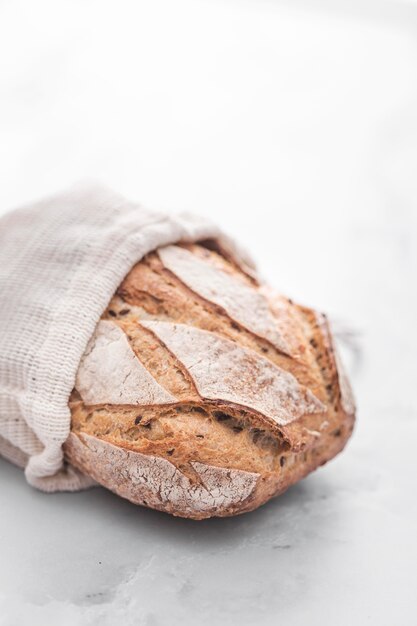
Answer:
xmin=214 ymin=411 xmax=231 ymax=422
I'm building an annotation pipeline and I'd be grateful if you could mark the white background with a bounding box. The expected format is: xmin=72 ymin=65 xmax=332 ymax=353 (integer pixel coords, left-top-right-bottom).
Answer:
xmin=0 ymin=1 xmax=416 ymax=624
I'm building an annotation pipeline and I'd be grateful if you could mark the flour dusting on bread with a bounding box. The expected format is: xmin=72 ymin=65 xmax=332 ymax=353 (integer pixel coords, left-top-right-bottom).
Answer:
xmin=141 ymin=320 xmax=326 ymax=425
xmin=76 ymin=320 xmax=176 ymax=405
xmin=66 ymin=432 xmax=259 ymax=515
xmin=158 ymin=245 xmax=292 ymax=354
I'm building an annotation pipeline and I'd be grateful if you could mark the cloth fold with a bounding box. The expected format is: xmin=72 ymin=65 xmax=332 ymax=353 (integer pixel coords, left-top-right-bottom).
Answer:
xmin=0 ymin=185 xmax=250 ymax=492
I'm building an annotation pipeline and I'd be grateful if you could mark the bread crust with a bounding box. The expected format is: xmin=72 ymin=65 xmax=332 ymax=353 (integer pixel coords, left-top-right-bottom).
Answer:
xmin=65 ymin=242 xmax=355 ymax=519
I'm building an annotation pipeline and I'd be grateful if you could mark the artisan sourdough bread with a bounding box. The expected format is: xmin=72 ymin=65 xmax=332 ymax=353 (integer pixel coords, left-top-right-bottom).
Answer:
xmin=65 ymin=241 xmax=355 ymax=519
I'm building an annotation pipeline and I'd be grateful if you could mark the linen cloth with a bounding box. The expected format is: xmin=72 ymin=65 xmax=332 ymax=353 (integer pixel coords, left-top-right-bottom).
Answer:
xmin=0 ymin=185 xmax=250 ymax=492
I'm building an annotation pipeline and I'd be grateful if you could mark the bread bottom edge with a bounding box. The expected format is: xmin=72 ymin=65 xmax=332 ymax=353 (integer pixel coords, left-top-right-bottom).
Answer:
xmin=64 ymin=412 xmax=354 ymax=520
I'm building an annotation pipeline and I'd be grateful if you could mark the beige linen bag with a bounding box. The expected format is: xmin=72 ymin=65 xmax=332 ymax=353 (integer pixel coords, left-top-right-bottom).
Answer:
xmin=0 ymin=185 xmax=249 ymax=492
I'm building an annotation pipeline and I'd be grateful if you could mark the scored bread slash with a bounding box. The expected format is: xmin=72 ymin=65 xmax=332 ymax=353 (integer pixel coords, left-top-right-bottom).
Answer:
xmin=65 ymin=433 xmax=259 ymax=516
xmin=158 ymin=244 xmax=293 ymax=355
xmin=140 ymin=320 xmax=327 ymax=426
xmin=333 ymin=349 xmax=356 ymax=417
xmin=76 ymin=320 xmax=176 ymax=405
xmin=315 ymin=312 xmax=356 ymax=417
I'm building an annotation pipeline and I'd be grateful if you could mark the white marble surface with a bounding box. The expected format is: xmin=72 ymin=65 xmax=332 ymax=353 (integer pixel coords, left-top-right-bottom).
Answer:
xmin=1 ymin=1 xmax=417 ymax=624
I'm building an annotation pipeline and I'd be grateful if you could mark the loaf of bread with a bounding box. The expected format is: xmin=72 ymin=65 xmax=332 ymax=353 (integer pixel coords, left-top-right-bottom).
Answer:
xmin=65 ymin=240 xmax=355 ymax=519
